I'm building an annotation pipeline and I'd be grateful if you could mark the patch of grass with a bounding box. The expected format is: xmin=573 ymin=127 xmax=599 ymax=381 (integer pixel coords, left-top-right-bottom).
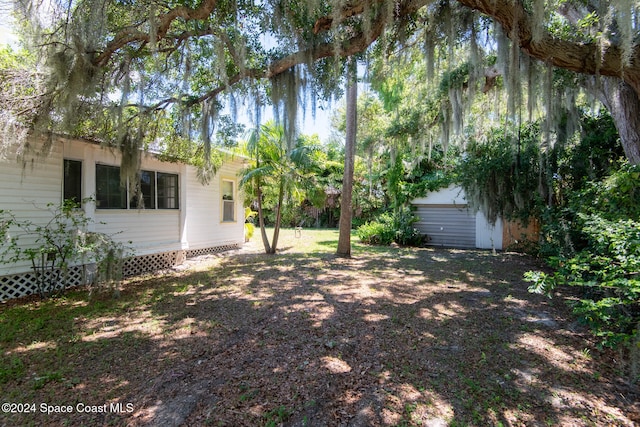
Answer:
xmin=33 ymin=370 xmax=64 ymax=390
xmin=263 ymin=405 xmax=292 ymax=426
xmin=239 ymin=389 xmax=258 ymax=402
xmin=0 ymin=355 xmax=25 ymax=384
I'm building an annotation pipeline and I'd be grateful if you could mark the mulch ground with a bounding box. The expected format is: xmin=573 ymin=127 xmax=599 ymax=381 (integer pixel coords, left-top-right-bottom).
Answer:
xmin=1 ymin=241 xmax=639 ymax=426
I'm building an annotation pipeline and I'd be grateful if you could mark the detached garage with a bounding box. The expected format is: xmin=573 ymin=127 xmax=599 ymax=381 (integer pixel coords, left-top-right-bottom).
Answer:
xmin=412 ymin=186 xmax=504 ymax=250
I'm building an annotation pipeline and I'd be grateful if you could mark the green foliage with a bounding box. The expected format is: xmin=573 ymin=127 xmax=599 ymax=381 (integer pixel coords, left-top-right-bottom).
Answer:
xmin=240 ymin=122 xmax=320 ymax=252
xmin=357 ymin=207 xmax=423 ymax=246
xmin=244 ymin=207 xmax=258 ymax=242
xmin=392 ymin=206 xmax=425 ymax=246
xmin=0 ymin=355 xmax=25 ymax=384
xmin=557 ymin=113 xmax=625 ymax=190
xmin=438 ymin=63 xmax=470 ymax=94
xmin=572 ymin=164 xmax=640 ymax=221
xmin=527 ymin=214 xmax=639 ymax=348
xmin=457 ymin=123 xmax=544 ymax=225
xmin=263 ymin=405 xmax=292 ymax=426
xmin=527 ymin=166 xmax=640 ymax=357
xmin=357 ymin=220 xmax=396 ymax=245
xmin=0 ymin=200 xmax=131 ymax=298
xmin=0 ymin=46 xmax=34 ymax=70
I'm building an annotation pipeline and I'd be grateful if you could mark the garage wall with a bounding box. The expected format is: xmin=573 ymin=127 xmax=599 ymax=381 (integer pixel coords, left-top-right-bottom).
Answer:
xmin=475 ymin=212 xmax=503 ymax=250
xmin=412 ymin=185 xmax=503 ymax=250
xmin=414 ymin=205 xmax=476 ymax=248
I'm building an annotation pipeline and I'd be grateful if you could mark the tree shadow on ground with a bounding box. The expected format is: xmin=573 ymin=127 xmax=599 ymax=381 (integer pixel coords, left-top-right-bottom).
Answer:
xmin=1 ymin=246 xmax=638 ymax=426
xmin=132 ymin=248 xmax=638 ymax=425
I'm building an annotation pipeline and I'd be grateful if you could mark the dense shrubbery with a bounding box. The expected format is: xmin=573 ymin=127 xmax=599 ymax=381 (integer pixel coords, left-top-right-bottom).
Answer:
xmin=457 ymin=124 xmax=544 ymax=225
xmin=357 ymin=220 xmax=395 ymax=245
xmin=357 ymin=207 xmax=423 ymax=246
xmin=526 ymin=165 xmax=640 ymax=380
xmin=457 ymin=115 xmax=638 ymax=380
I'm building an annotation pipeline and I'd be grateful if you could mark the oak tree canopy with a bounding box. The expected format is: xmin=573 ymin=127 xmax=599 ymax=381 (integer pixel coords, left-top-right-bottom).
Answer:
xmin=4 ymin=0 xmax=640 ymax=165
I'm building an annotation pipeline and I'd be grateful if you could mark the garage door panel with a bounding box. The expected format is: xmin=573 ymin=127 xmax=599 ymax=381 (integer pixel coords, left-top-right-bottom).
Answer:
xmin=414 ymin=206 xmax=476 ymax=248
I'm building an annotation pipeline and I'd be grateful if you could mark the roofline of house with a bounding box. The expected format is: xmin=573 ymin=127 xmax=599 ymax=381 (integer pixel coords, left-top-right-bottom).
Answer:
xmin=54 ymin=133 xmax=249 ymax=163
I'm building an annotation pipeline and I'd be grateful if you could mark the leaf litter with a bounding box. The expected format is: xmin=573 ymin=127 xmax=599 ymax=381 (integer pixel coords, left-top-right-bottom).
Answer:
xmin=1 ymin=232 xmax=639 ymax=426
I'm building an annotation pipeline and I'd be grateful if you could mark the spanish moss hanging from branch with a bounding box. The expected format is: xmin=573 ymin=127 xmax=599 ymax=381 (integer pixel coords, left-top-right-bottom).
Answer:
xmin=271 ymin=66 xmax=302 ymax=152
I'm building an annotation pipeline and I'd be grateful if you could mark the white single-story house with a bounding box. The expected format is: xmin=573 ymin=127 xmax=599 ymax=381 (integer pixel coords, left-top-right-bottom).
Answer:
xmin=0 ymin=136 xmax=246 ymax=301
xmin=412 ymin=185 xmax=539 ymax=250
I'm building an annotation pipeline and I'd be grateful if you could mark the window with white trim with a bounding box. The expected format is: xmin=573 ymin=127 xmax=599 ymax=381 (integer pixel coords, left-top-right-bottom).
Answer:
xmin=222 ymin=179 xmax=235 ymax=222
xmin=130 ymin=170 xmax=156 ymax=209
xmin=157 ymin=173 xmax=179 ymax=209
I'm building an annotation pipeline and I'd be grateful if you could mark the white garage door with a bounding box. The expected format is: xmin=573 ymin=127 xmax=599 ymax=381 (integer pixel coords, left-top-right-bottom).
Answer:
xmin=414 ymin=205 xmax=476 ymax=248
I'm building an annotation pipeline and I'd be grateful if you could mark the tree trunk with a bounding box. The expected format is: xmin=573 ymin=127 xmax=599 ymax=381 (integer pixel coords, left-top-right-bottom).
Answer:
xmin=256 ymin=182 xmax=272 ymax=254
xmin=596 ymin=78 xmax=640 ymax=165
xmin=255 ymin=143 xmax=272 ymax=253
xmin=337 ymin=58 xmax=357 ymax=257
xmin=270 ymin=178 xmax=286 ymax=254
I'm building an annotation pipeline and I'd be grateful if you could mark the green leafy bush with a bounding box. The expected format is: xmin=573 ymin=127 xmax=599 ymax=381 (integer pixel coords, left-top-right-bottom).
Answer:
xmin=357 ymin=207 xmax=423 ymax=246
xmin=526 ymin=165 xmax=640 ymax=381
xmin=392 ymin=206 xmax=424 ymax=246
xmin=457 ymin=123 xmax=544 ymax=226
xmin=572 ymin=164 xmax=640 ymax=221
xmin=357 ymin=217 xmax=395 ymax=245
xmin=527 ymin=215 xmax=639 ymax=348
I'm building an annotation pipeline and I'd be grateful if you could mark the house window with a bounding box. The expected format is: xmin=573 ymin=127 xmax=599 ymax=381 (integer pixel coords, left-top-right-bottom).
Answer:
xmin=63 ymin=159 xmax=82 ymax=205
xmin=96 ymin=165 xmax=178 ymax=210
xmin=130 ymin=170 xmax=156 ymax=209
xmin=222 ymin=179 xmax=235 ymax=222
xmin=157 ymin=173 xmax=179 ymax=209
xmin=96 ymin=164 xmax=126 ymax=209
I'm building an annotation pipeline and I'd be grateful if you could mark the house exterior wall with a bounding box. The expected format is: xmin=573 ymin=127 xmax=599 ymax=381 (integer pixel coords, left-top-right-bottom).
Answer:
xmin=0 ymin=136 xmax=245 ymax=286
xmin=0 ymin=139 xmax=65 ymax=275
xmin=184 ymin=159 xmax=245 ymax=251
xmin=62 ymin=139 xmax=187 ymax=256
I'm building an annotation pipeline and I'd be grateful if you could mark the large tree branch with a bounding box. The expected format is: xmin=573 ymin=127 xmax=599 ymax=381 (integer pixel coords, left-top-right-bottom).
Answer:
xmin=142 ymin=0 xmax=427 ymax=111
xmin=456 ymin=0 xmax=640 ymax=96
xmin=94 ymin=0 xmax=218 ymax=67
xmin=90 ymin=0 xmax=640 ymax=111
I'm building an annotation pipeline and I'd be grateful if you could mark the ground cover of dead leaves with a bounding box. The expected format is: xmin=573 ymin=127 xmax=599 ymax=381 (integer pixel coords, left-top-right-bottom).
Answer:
xmin=1 ymin=238 xmax=639 ymax=426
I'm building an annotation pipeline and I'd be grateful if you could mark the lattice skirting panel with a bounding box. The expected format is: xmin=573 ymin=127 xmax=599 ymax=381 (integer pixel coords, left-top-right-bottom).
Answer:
xmin=1 ymin=244 xmax=241 ymax=302
xmin=185 ymin=243 xmax=241 ymax=258
xmin=0 ymin=265 xmax=87 ymax=302
xmin=122 ymin=251 xmax=181 ymax=277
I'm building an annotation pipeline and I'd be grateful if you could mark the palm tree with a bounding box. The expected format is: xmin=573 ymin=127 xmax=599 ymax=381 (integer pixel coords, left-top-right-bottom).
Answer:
xmin=241 ymin=121 xmax=314 ymax=254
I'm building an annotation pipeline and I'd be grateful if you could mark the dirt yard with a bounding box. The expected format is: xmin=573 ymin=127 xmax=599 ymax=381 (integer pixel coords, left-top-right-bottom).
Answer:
xmin=1 ymin=229 xmax=638 ymax=426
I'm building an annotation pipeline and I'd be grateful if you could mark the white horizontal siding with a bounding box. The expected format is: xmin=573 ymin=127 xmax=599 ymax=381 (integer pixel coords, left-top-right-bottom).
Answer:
xmin=86 ymin=141 xmax=183 ymax=256
xmin=0 ymin=140 xmax=64 ymax=275
xmin=94 ymin=211 xmax=181 ymax=255
xmin=185 ymin=159 xmax=245 ymax=250
xmin=1 ymin=137 xmax=247 ymax=279
xmin=475 ymin=212 xmax=503 ymax=250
